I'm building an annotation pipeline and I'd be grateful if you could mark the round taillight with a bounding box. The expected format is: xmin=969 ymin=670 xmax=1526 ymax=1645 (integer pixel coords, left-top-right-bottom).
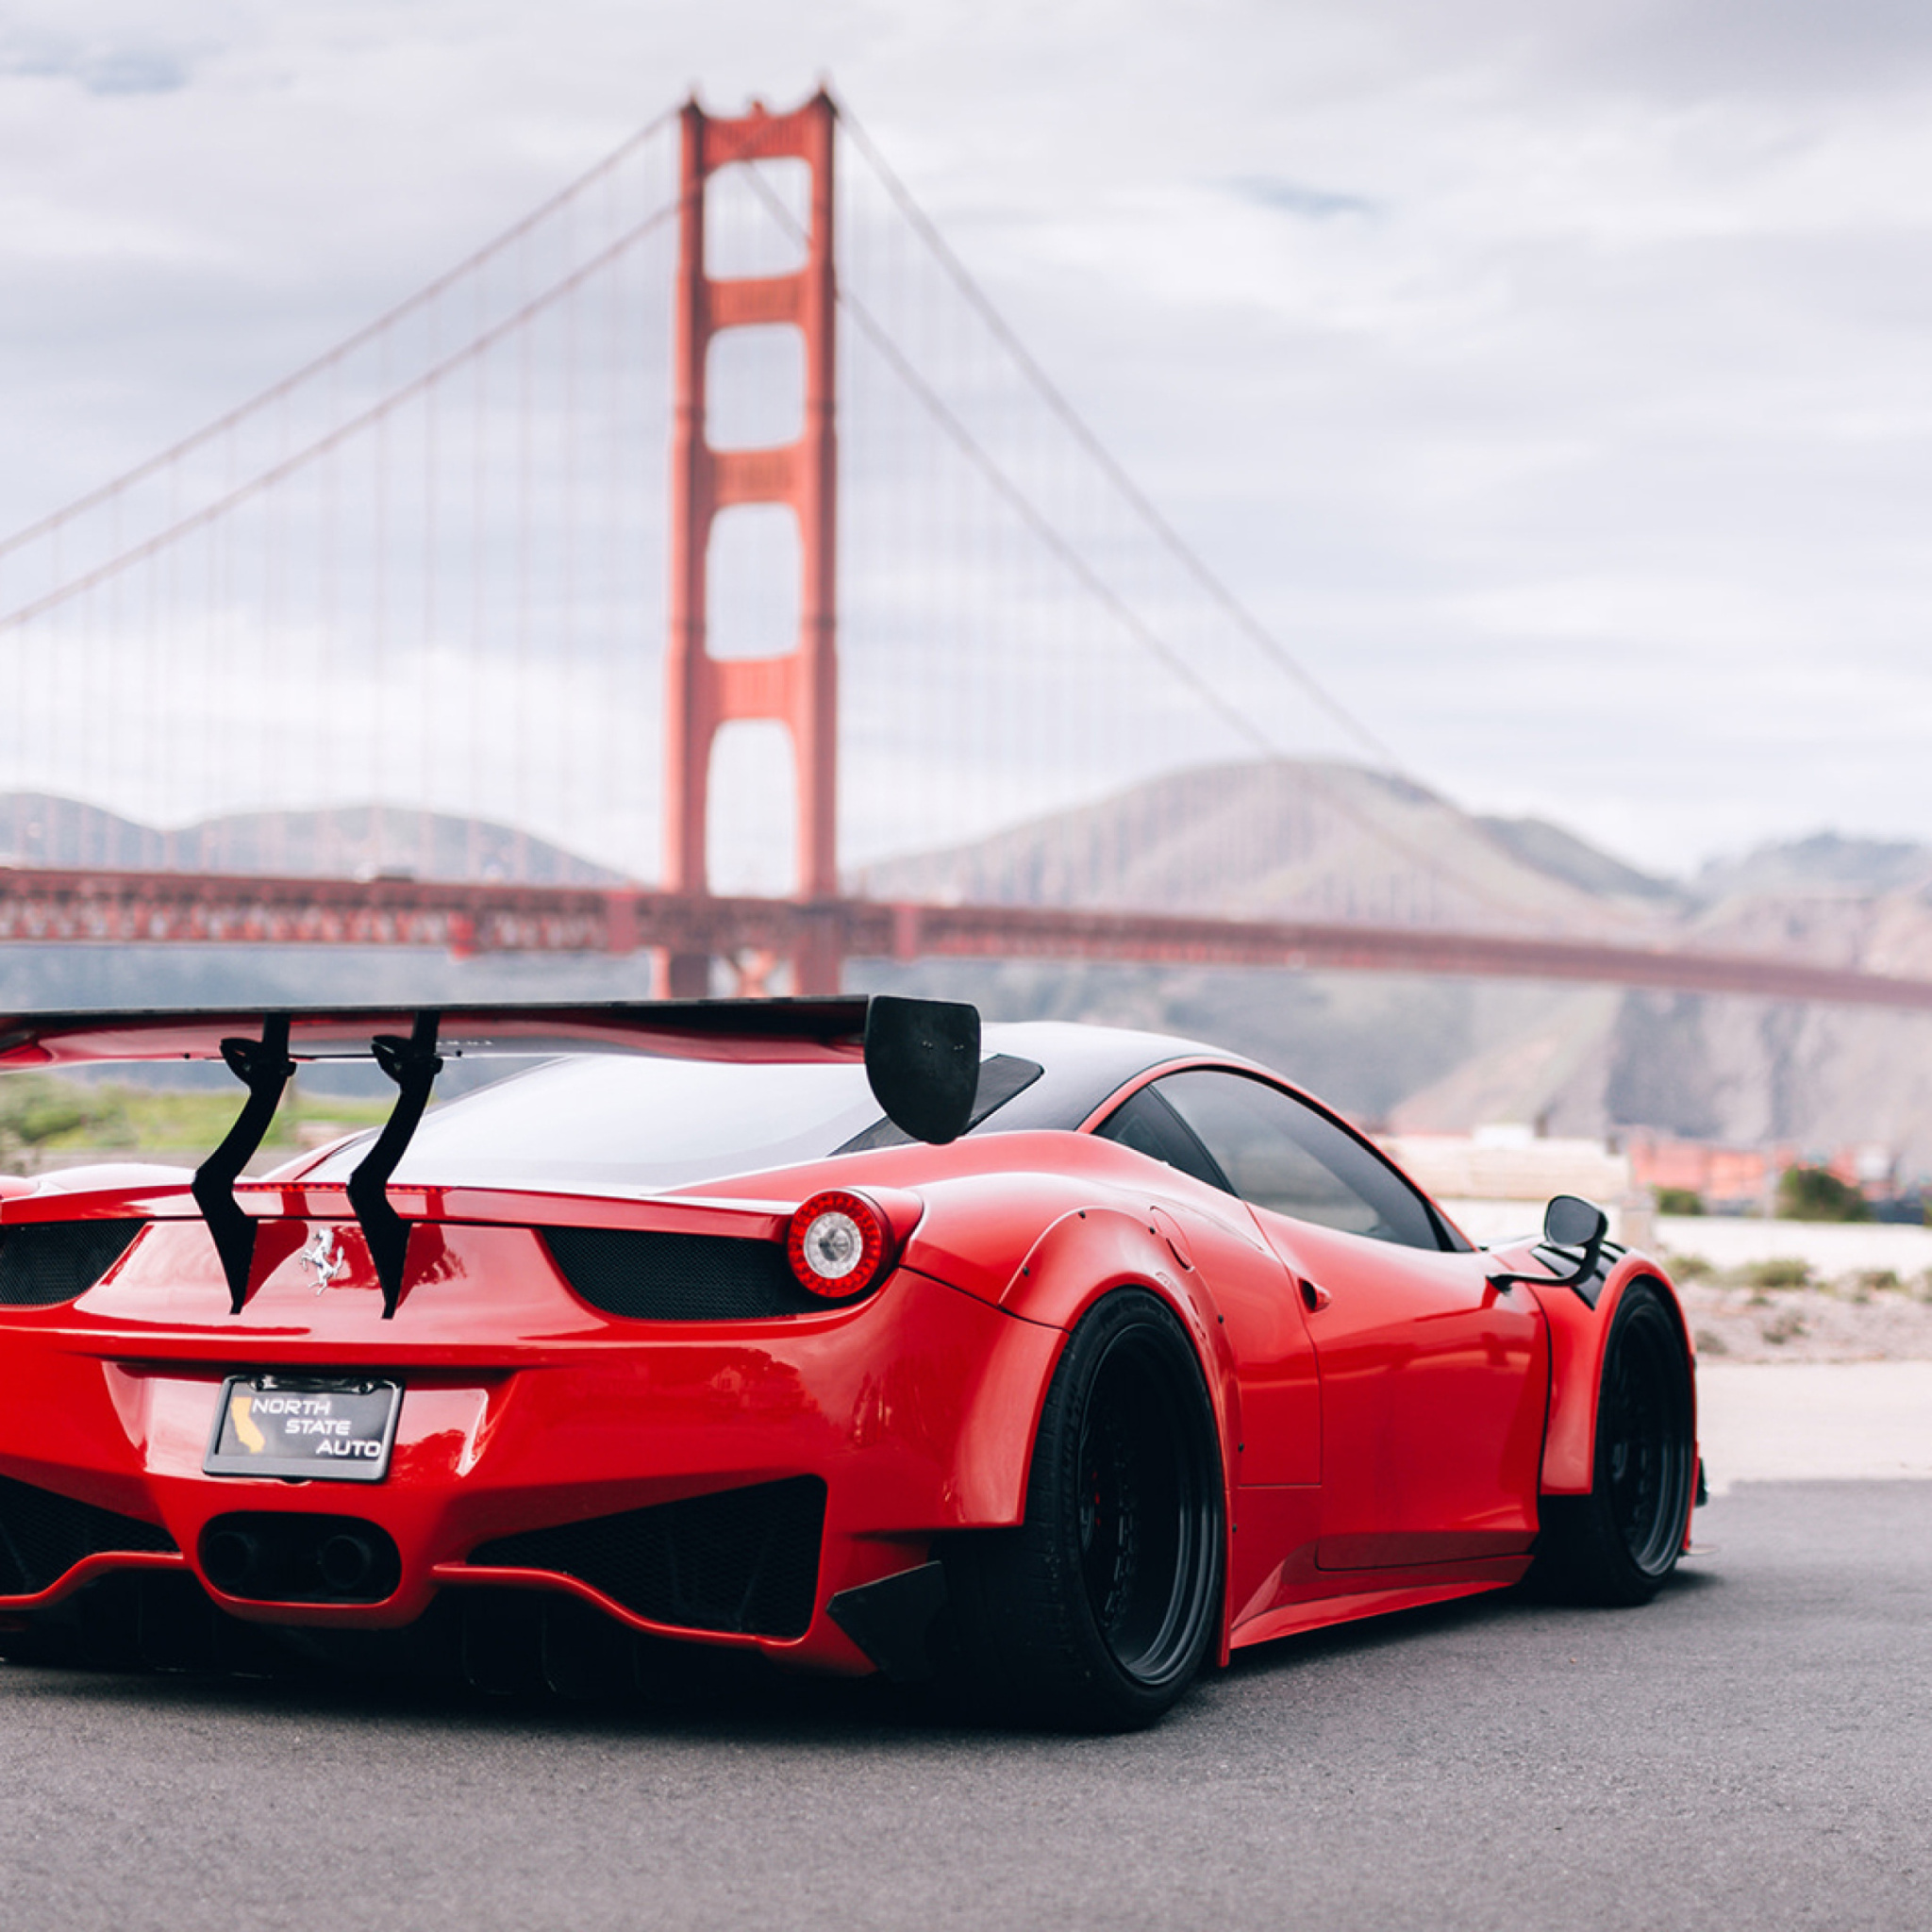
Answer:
xmin=787 ymin=1190 xmax=891 ymax=1300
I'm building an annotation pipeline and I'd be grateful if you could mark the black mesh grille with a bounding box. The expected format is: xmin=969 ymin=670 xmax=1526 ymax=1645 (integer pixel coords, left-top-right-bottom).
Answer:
xmin=0 ymin=1474 xmax=176 ymax=1596
xmin=541 ymin=1226 xmax=817 ymax=1320
xmin=0 ymin=1219 xmax=146 ymax=1307
xmin=469 ymin=1475 xmax=826 ymax=1639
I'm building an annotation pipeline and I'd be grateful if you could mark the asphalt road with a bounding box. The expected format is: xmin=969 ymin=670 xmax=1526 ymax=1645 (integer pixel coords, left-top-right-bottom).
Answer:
xmin=3 ymin=1481 xmax=1927 ymax=1932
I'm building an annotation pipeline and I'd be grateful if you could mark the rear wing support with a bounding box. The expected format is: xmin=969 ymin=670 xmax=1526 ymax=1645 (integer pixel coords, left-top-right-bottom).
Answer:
xmin=345 ymin=1011 xmax=443 ymax=1319
xmin=192 ymin=1015 xmax=296 ymax=1314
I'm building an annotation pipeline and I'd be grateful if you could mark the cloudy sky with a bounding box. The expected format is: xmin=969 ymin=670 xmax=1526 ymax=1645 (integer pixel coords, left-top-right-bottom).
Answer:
xmin=4 ymin=0 xmax=1932 ymax=878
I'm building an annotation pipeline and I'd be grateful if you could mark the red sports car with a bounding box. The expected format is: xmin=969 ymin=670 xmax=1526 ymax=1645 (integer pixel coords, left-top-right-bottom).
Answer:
xmin=0 ymin=996 xmax=1699 ymax=1729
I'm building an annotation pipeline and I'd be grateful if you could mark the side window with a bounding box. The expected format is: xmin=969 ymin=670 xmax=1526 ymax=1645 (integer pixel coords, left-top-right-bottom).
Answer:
xmin=1091 ymin=1084 xmax=1229 ymax=1194
xmin=1153 ymin=1070 xmax=1444 ymax=1250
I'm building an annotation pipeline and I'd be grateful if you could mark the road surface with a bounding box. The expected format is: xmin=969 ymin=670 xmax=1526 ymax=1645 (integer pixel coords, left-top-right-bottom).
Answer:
xmin=3 ymin=1474 xmax=1926 ymax=1931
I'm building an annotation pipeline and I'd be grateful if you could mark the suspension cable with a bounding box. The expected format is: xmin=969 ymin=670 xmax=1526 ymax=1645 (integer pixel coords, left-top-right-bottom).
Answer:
xmin=837 ymin=101 xmax=1408 ymax=777
xmin=0 ymin=106 xmax=678 ymax=562
xmin=738 ymin=146 xmax=1546 ymax=923
xmin=0 ymin=199 xmax=680 ymax=630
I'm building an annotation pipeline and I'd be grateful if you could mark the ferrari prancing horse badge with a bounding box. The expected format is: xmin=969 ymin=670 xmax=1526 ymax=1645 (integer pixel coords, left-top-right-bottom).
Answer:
xmin=298 ymin=1224 xmax=348 ymax=1293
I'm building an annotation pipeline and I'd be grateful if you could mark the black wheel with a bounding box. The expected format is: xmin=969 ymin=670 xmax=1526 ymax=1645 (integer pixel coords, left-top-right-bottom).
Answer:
xmin=941 ymin=1289 xmax=1223 ymax=1730
xmin=1534 ymin=1280 xmax=1694 ymax=1606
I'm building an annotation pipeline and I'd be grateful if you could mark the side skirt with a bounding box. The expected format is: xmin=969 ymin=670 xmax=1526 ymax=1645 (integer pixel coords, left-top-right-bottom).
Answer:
xmin=1228 ymin=1559 xmax=1529 ymax=1653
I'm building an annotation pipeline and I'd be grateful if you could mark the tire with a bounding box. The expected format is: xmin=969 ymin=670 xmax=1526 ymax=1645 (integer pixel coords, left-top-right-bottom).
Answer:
xmin=1534 ymin=1280 xmax=1695 ymax=1607
xmin=941 ymin=1288 xmax=1224 ymax=1731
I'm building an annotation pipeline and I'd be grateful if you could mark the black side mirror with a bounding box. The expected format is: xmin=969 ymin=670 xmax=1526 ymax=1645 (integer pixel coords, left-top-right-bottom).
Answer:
xmin=1489 ymin=1193 xmax=1610 ymax=1294
xmin=1544 ymin=1193 xmax=1607 ymax=1253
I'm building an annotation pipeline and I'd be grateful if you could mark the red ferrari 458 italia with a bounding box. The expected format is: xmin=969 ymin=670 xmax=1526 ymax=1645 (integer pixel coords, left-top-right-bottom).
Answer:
xmin=0 ymin=996 xmax=1699 ymax=1729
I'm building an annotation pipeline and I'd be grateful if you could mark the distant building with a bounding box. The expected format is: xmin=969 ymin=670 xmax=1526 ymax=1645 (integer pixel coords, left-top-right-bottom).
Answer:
xmin=1627 ymin=1132 xmax=1923 ymax=1221
xmin=1378 ymin=1124 xmax=1638 ymax=1245
xmin=1624 ymin=1133 xmax=1790 ymax=1215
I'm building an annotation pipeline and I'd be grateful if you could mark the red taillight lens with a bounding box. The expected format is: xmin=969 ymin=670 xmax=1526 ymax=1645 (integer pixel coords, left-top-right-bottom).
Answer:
xmin=787 ymin=1190 xmax=891 ymax=1299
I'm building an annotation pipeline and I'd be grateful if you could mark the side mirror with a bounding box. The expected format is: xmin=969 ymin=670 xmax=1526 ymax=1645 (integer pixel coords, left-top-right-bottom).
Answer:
xmin=1544 ymin=1193 xmax=1607 ymax=1253
xmin=1489 ymin=1193 xmax=1610 ymax=1294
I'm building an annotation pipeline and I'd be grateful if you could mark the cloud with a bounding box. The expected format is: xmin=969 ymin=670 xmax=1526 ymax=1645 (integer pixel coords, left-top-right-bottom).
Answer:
xmin=1368 ymin=0 xmax=1932 ymax=103
xmin=1563 ymin=0 xmax=1932 ymax=101
xmin=1228 ymin=177 xmax=1377 ymax=223
xmin=1 ymin=34 xmax=190 ymax=95
xmin=5 ymin=0 xmax=1932 ymax=878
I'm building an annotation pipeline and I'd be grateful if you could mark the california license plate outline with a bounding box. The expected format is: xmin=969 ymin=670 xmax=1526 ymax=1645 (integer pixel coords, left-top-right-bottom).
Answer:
xmin=204 ymin=1374 xmax=403 ymax=1483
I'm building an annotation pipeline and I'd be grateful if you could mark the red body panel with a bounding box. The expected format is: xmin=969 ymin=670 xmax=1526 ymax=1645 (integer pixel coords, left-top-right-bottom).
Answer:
xmin=1257 ymin=1216 xmax=1549 ymax=1568
xmin=0 ymin=1189 xmax=1062 ymax=1665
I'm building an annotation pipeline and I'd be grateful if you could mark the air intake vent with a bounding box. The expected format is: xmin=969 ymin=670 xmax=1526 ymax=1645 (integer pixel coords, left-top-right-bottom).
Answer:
xmin=0 ymin=1219 xmax=146 ymax=1307
xmin=469 ymin=1475 xmax=826 ymax=1639
xmin=541 ymin=1226 xmax=819 ymax=1320
xmin=0 ymin=1474 xmax=176 ymax=1597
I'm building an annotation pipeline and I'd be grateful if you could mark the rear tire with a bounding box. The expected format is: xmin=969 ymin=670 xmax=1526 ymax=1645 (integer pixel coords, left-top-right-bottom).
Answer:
xmin=941 ymin=1289 xmax=1223 ymax=1731
xmin=1535 ymin=1280 xmax=1694 ymax=1606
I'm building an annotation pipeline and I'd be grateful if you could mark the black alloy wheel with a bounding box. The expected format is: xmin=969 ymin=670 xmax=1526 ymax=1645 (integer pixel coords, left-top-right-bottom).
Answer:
xmin=1533 ymin=1280 xmax=1694 ymax=1606
xmin=941 ymin=1289 xmax=1224 ymax=1730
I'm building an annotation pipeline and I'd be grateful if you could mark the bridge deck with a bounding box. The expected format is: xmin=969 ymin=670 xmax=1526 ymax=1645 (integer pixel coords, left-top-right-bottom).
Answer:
xmin=5 ymin=866 xmax=1929 ymax=1012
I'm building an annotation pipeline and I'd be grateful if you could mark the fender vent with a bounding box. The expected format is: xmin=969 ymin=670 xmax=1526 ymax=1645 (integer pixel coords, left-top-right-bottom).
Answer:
xmin=0 ymin=1474 xmax=176 ymax=1597
xmin=540 ymin=1226 xmax=818 ymax=1321
xmin=0 ymin=1220 xmax=146 ymax=1307
xmin=469 ymin=1475 xmax=826 ymax=1639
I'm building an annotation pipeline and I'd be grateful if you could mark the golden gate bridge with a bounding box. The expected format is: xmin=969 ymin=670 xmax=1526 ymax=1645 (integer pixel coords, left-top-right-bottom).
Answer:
xmin=2 ymin=88 xmax=1926 ymax=1015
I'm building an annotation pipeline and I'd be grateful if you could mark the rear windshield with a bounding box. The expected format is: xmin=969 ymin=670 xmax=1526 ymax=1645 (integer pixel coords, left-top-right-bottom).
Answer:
xmin=302 ymin=1051 xmax=1039 ymax=1193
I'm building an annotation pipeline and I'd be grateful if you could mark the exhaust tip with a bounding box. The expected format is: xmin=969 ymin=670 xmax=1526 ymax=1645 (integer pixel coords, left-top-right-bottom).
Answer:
xmin=316 ymin=1532 xmax=377 ymax=1595
xmin=200 ymin=1527 xmax=260 ymax=1593
xmin=197 ymin=1514 xmax=400 ymax=1604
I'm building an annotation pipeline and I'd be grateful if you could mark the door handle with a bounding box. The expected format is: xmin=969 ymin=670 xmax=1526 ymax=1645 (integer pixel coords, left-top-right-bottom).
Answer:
xmin=1299 ymin=1278 xmax=1331 ymax=1313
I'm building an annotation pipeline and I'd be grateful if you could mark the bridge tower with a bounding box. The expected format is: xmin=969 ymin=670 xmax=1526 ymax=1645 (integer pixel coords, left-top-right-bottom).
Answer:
xmin=662 ymin=92 xmax=841 ymax=996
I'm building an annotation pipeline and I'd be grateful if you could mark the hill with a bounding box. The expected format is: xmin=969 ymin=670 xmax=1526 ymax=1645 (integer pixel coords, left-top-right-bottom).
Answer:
xmin=0 ymin=793 xmax=644 ymax=1022
xmin=0 ymin=794 xmax=619 ymax=885
xmin=853 ymin=759 xmax=1681 ymax=937
xmin=855 ymin=759 xmax=1932 ymax=1172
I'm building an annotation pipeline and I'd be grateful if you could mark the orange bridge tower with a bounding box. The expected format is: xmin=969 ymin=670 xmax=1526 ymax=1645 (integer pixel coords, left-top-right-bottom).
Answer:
xmin=662 ymin=91 xmax=841 ymax=995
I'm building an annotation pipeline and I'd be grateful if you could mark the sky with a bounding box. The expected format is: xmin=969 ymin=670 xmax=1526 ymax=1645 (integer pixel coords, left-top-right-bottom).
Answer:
xmin=4 ymin=0 xmax=1932 ymax=879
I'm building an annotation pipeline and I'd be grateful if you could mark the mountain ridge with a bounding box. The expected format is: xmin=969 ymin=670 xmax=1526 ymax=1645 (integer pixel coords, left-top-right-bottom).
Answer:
xmin=851 ymin=758 xmax=1932 ymax=1171
xmin=0 ymin=793 xmax=621 ymax=885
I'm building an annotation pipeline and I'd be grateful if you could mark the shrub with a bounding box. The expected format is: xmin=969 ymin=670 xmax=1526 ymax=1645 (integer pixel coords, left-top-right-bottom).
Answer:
xmin=1664 ymin=1251 xmax=1716 ymax=1281
xmin=1776 ymin=1165 xmax=1870 ymax=1223
xmin=1743 ymin=1257 xmax=1810 ymax=1291
xmin=1655 ymin=1187 xmax=1704 ymax=1216
xmin=0 ymin=1075 xmax=128 ymax=1161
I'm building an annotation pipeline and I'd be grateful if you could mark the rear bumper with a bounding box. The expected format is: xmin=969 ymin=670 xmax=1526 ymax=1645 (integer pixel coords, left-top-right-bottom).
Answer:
xmin=0 ymin=1261 xmax=1060 ymax=1673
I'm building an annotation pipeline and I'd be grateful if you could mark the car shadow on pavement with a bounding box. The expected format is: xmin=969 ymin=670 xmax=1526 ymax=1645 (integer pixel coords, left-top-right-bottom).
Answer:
xmin=1218 ymin=1560 xmax=1724 ymax=1686
xmin=1 ymin=1563 xmax=1725 ymax=1748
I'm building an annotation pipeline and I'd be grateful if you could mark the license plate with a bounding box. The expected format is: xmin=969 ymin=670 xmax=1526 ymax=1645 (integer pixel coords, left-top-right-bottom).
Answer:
xmin=205 ymin=1375 xmax=402 ymax=1483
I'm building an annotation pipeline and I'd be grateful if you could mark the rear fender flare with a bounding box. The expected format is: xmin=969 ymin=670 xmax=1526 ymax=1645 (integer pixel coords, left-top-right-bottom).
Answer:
xmin=1529 ymin=1256 xmax=1698 ymax=1498
xmin=996 ymin=1206 xmax=1241 ymax=1645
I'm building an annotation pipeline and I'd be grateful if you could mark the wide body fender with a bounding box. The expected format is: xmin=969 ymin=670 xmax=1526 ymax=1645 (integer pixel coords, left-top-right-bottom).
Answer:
xmin=997 ymin=1204 xmax=1242 ymax=1452
xmin=987 ymin=1205 xmax=1242 ymax=1654
xmin=1525 ymin=1250 xmax=1698 ymax=1498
